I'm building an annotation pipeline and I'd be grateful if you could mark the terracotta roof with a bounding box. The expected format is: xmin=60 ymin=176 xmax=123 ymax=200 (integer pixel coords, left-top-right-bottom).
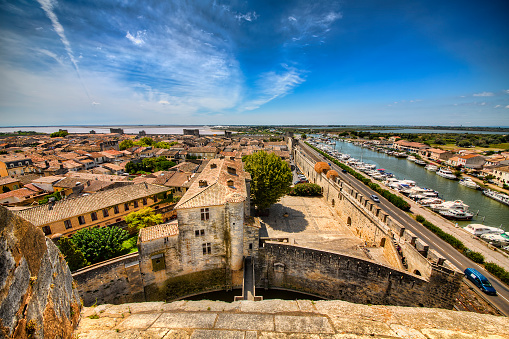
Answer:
xmin=14 ymin=183 xmax=170 ymax=226
xmin=175 ymin=159 xmax=248 ymax=210
xmin=139 ymin=221 xmax=179 ymax=242
xmin=0 ymin=177 xmax=20 ymax=185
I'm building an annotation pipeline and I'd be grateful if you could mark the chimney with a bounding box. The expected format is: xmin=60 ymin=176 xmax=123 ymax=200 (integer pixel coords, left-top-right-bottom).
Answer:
xmin=199 ymin=180 xmax=207 ymax=187
xmin=48 ymin=197 xmax=55 ymax=210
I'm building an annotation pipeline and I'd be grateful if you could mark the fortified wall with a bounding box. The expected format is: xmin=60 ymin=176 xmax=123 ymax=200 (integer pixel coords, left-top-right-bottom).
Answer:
xmin=288 ymin=143 xmax=463 ymax=308
xmin=0 ymin=206 xmax=81 ymax=339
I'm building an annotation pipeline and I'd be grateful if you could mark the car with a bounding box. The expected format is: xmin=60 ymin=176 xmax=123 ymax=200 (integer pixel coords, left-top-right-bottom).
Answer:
xmin=342 ymin=169 xmax=347 ymax=173
xmin=464 ymin=268 xmax=497 ymax=295
xmin=370 ymin=195 xmax=380 ymax=203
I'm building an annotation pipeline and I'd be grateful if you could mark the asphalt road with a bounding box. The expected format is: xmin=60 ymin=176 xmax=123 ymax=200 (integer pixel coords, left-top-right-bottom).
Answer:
xmin=299 ymin=142 xmax=509 ymax=316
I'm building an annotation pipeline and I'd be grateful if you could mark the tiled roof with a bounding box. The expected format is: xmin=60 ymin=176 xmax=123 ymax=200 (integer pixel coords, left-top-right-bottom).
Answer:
xmin=175 ymin=158 xmax=248 ymax=210
xmin=0 ymin=177 xmax=20 ymax=185
xmin=14 ymin=183 xmax=170 ymax=226
xmin=139 ymin=221 xmax=179 ymax=242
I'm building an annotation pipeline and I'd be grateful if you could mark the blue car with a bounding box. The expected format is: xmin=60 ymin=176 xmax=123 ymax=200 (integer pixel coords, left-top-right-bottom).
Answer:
xmin=464 ymin=268 xmax=497 ymax=295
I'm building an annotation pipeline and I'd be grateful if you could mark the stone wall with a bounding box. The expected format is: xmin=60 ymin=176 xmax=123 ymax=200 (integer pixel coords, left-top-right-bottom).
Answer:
xmin=0 ymin=206 xmax=81 ymax=339
xmin=72 ymin=252 xmax=144 ymax=307
xmin=259 ymin=241 xmax=461 ymax=309
xmin=291 ymin=145 xmax=463 ymax=308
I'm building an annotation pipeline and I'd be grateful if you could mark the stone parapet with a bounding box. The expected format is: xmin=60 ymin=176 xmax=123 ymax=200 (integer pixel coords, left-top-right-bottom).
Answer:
xmin=74 ymin=299 xmax=509 ymax=338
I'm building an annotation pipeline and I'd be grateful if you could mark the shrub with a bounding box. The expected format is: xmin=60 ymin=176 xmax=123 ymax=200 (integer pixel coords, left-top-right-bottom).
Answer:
xmin=289 ymin=183 xmax=322 ymax=196
xmin=484 ymin=263 xmax=509 ymax=284
xmin=463 ymin=249 xmax=485 ymax=264
xmin=416 ymin=215 xmax=425 ymax=223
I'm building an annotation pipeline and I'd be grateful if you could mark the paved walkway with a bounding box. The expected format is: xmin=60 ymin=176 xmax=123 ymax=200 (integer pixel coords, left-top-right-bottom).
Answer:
xmin=74 ymin=299 xmax=509 ymax=338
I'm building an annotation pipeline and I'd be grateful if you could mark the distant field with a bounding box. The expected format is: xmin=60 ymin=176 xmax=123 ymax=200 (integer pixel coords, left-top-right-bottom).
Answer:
xmin=431 ymin=143 xmax=509 ymax=152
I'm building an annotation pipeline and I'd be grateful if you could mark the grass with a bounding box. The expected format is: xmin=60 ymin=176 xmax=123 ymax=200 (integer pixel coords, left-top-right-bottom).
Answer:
xmin=121 ymin=234 xmax=138 ymax=253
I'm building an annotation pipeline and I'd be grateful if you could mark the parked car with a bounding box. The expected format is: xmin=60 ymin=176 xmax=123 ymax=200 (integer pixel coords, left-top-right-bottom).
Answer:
xmin=342 ymin=169 xmax=347 ymax=173
xmin=370 ymin=195 xmax=380 ymax=203
xmin=464 ymin=268 xmax=497 ymax=295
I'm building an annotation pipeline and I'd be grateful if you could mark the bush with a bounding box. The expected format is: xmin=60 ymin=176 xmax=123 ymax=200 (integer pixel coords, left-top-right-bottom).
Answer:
xmin=463 ymin=249 xmax=485 ymax=264
xmin=289 ymin=183 xmax=322 ymax=196
xmin=484 ymin=263 xmax=509 ymax=285
xmin=71 ymin=226 xmax=129 ymax=265
xmin=416 ymin=215 xmax=425 ymax=223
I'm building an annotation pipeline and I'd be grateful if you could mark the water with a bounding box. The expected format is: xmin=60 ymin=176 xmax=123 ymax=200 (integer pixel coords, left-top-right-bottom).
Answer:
xmin=183 ymin=288 xmax=324 ymax=302
xmin=0 ymin=125 xmax=222 ymax=135
xmin=326 ymin=140 xmax=509 ymax=230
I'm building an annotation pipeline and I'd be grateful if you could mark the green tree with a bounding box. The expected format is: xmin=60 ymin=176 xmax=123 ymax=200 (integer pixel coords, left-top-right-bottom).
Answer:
xmin=125 ymin=207 xmax=163 ymax=231
xmin=70 ymin=226 xmax=129 ymax=264
xmin=57 ymin=237 xmax=89 ymax=271
xmin=119 ymin=139 xmax=134 ymax=150
xmin=2 ymin=186 xmax=11 ymax=193
xmin=243 ymin=151 xmax=293 ymax=211
xmin=50 ymin=130 xmax=69 ymax=137
xmin=301 ymin=134 xmax=307 ymax=139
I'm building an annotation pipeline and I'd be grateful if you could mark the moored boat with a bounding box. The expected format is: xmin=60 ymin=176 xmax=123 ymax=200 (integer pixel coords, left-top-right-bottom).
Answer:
xmin=425 ymin=164 xmax=438 ymax=172
xmin=459 ymin=178 xmax=480 ymax=190
xmin=439 ymin=209 xmax=474 ymax=220
xmin=482 ymin=189 xmax=509 ymax=206
xmin=437 ymin=168 xmax=457 ymax=180
xmin=463 ymin=224 xmax=504 ymax=236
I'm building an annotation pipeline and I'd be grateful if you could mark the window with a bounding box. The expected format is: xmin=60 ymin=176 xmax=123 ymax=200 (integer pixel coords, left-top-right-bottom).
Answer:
xmin=133 ymin=200 xmax=139 ymax=208
xmin=151 ymin=254 xmax=165 ymax=271
xmin=195 ymin=229 xmax=205 ymax=237
xmin=114 ymin=205 xmax=119 ymax=214
xmin=91 ymin=212 xmax=98 ymax=221
xmin=42 ymin=226 xmax=51 ymax=235
xmin=249 ymin=243 xmax=253 ymax=250
xmin=64 ymin=219 xmax=72 ymax=229
xmin=103 ymin=209 xmax=109 ymax=217
xmin=142 ymin=198 xmax=147 ymax=205
xmin=124 ymin=203 xmax=129 ymax=211
xmin=201 ymin=208 xmax=209 ymax=221
xmin=78 ymin=216 xmax=86 ymax=225
xmin=202 ymin=242 xmax=211 ymax=255
xmin=153 ymin=195 xmax=158 ymax=202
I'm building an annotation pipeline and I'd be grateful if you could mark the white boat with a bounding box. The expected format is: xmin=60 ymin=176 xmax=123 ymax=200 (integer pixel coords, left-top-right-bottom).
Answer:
xmin=430 ymin=200 xmax=469 ymax=212
xmin=482 ymin=189 xmax=509 ymax=206
xmin=407 ymin=156 xmax=416 ymax=162
xmin=414 ymin=159 xmax=427 ymax=166
xmin=439 ymin=209 xmax=473 ymax=220
xmin=480 ymin=233 xmax=509 ymax=247
xmin=418 ymin=198 xmax=444 ymax=206
xmin=436 ymin=168 xmax=457 ymax=180
xmin=463 ymin=224 xmax=504 ymax=236
xmin=425 ymin=164 xmax=438 ymax=172
xmin=459 ymin=178 xmax=480 ymax=190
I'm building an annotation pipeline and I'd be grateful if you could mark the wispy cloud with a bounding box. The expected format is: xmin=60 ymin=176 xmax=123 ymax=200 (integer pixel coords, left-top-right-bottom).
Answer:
xmin=473 ymin=91 xmax=494 ymax=97
xmin=126 ymin=31 xmax=146 ymax=46
xmin=243 ymin=65 xmax=305 ymax=110
xmin=35 ymin=0 xmax=91 ymax=100
xmin=235 ymin=12 xmax=258 ymax=22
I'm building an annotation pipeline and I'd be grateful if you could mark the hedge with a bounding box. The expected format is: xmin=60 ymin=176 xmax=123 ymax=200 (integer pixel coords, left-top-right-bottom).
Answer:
xmin=306 ymin=142 xmax=411 ymax=212
xmin=484 ymin=263 xmax=509 ymax=285
xmin=289 ymin=183 xmax=322 ymax=196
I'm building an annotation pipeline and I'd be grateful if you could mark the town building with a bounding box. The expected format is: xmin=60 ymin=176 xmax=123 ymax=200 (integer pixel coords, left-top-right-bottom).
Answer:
xmin=0 ymin=155 xmax=34 ymax=177
xmin=14 ymin=183 xmax=172 ymax=238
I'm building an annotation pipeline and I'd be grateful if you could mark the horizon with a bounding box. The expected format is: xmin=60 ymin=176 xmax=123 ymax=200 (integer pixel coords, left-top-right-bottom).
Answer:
xmin=1 ymin=0 xmax=508 ymax=126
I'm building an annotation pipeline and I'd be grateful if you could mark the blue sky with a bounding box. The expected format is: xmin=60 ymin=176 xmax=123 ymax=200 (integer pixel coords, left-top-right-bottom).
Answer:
xmin=0 ymin=0 xmax=508 ymax=126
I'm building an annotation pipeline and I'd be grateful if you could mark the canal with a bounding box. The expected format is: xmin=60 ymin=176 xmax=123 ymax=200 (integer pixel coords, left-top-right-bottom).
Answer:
xmin=325 ymin=139 xmax=509 ymax=231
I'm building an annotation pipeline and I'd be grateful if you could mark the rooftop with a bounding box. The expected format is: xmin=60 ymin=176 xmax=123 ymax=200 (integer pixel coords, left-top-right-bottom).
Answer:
xmin=138 ymin=221 xmax=179 ymax=242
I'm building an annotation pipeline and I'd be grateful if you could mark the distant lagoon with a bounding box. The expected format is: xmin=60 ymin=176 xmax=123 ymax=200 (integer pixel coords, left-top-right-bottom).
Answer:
xmin=0 ymin=125 xmax=223 ymax=135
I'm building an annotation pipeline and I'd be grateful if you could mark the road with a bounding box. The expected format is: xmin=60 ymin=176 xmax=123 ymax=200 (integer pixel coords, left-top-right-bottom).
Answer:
xmin=298 ymin=142 xmax=509 ymax=316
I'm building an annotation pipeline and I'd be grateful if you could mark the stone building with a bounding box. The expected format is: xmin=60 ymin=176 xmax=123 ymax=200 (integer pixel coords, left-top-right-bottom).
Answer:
xmin=137 ymin=158 xmax=259 ymax=300
xmin=14 ymin=183 xmax=172 ymax=238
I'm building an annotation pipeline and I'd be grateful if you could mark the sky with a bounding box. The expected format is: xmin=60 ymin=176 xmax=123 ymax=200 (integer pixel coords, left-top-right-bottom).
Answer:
xmin=0 ymin=0 xmax=508 ymax=127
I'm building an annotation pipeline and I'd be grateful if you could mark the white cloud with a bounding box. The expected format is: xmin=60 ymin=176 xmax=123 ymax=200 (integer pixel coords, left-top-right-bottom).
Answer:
xmin=126 ymin=31 xmax=146 ymax=45
xmin=36 ymin=48 xmax=65 ymax=66
xmin=473 ymin=91 xmax=494 ymax=97
xmin=480 ymin=102 xmax=486 ymax=106
xmin=494 ymin=105 xmax=501 ymax=108
xmin=243 ymin=66 xmax=305 ymax=110
xmin=288 ymin=16 xmax=297 ymax=22
xmin=92 ymin=102 xmax=100 ymax=105
xmin=506 ymin=105 xmax=509 ymax=109
xmin=504 ymin=89 xmax=509 ymax=94
xmin=235 ymin=12 xmax=258 ymax=22
xmin=158 ymin=100 xmax=170 ymax=105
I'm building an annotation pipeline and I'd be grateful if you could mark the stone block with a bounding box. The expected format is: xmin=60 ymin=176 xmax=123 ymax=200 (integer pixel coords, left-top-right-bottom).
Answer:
xmin=215 ymin=313 xmax=274 ymax=331
xmin=78 ymin=316 xmax=121 ymax=330
xmin=152 ymin=312 xmax=217 ymax=329
xmin=190 ymin=329 xmax=245 ymax=339
xmin=239 ymin=300 xmax=300 ymax=313
xmin=274 ymin=315 xmax=334 ymax=334
xmin=117 ymin=313 xmax=162 ymax=330
xmin=329 ymin=317 xmax=395 ymax=336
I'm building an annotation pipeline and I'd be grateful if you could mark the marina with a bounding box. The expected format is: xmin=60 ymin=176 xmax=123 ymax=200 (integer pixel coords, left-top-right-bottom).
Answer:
xmin=311 ymin=136 xmax=509 ymax=231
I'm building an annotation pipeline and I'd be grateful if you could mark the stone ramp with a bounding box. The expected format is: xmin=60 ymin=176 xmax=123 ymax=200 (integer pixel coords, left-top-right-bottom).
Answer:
xmin=75 ymin=299 xmax=509 ymax=338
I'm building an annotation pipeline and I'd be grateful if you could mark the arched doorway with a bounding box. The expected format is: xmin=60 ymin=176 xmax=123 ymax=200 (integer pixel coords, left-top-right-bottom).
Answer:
xmin=347 ymin=217 xmax=352 ymax=226
xmin=331 ymin=199 xmax=335 ymax=207
xmin=414 ymin=270 xmax=422 ymax=276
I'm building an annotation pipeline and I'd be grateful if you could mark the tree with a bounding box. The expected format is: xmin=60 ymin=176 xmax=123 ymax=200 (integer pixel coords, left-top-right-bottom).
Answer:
xmin=57 ymin=237 xmax=89 ymax=271
xmin=2 ymin=186 xmax=11 ymax=193
xmin=301 ymin=134 xmax=307 ymax=139
xmin=243 ymin=151 xmax=293 ymax=211
xmin=50 ymin=130 xmax=69 ymax=138
xmin=70 ymin=226 xmax=129 ymax=264
xmin=119 ymin=139 xmax=134 ymax=150
xmin=125 ymin=207 xmax=163 ymax=231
